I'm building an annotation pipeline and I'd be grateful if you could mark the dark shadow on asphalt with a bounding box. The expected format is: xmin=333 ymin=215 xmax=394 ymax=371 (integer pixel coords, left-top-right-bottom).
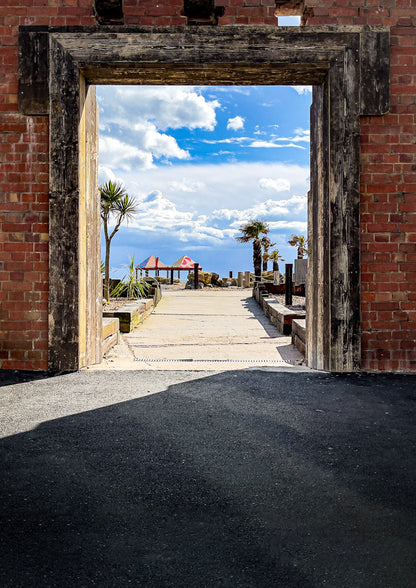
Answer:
xmin=0 ymin=369 xmax=53 ymax=387
xmin=1 ymin=371 xmax=416 ymax=587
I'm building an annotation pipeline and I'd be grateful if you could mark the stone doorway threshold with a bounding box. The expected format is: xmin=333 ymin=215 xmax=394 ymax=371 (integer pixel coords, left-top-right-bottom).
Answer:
xmin=86 ymin=288 xmax=311 ymax=372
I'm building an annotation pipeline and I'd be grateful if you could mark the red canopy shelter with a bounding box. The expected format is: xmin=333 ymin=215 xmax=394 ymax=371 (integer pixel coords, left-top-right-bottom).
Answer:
xmin=135 ymin=254 xmax=202 ymax=281
xmin=172 ymin=255 xmax=200 ymax=270
xmin=135 ymin=255 xmax=168 ymax=276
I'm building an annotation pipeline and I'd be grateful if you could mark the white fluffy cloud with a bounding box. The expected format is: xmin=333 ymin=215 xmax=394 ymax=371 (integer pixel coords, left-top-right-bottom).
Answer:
xmin=132 ymin=122 xmax=189 ymax=159
xmin=213 ymin=194 xmax=307 ymax=224
xmin=99 ymin=136 xmax=155 ymax=171
xmin=129 ymin=190 xmax=235 ymax=244
xmin=201 ymin=137 xmax=249 ymax=145
xmin=114 ymin=171 xmax=307 ymax=247
xmin=168 ymin=179 xmax=204 ymax=193
xmin=201 ymin=133 xmax=308 ymax=150
xmin=132 ymin=191 xmax=194 ymax=230
xmin=277 ymin=128 xmax=310 ymax=144
xmin=268 ymin=220 xmax=307 ymax=231
xmin=227 ymin=116 xmax=245 ymax=131
xmin=100 ymin=161 xmax=309 ymax=216
xmin=249 ymin=140 xmax=306 ymax=150
xmin=97 ymin=86 xmax=220 ymax=170
xmin=99 ymin=128 xmax=189 ymax=171
xmin=291 ymin=86 xmax=312 ymax=95
xmin=98 ymin=86 xmax=220 ymax=131
xmin=259 ymin=177 xmax=291 ymax=192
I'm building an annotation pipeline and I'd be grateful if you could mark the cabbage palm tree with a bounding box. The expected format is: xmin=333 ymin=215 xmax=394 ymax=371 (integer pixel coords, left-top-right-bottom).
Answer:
xmin=288 ymin=234 xmax=308 ymax=259
xmin=269 ymin=249 xmax=285 ymax=273
xmin=100 ymin=181 xmax=138 ymax=300
xmin=235 ymin=219 xmax=269 ymax=281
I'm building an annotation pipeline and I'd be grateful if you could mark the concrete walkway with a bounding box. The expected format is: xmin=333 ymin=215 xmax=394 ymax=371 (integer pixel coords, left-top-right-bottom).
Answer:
xmin=93 ymin=288 xmax=307 ymax=371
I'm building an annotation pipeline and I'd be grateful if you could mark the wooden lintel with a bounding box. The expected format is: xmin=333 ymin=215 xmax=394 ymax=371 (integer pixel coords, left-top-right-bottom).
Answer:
xmin=18 ymin=26 xmax=390 ymax=116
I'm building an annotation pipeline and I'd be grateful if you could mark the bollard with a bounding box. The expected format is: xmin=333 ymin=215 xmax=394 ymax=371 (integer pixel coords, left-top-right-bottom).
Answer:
xmin=194 ymin=263 xmax=199 ymax=289
xmin=285 ymin=264 xmax=293 ymax=306
xmin=237 ymin=272 xmax=243 ymax=287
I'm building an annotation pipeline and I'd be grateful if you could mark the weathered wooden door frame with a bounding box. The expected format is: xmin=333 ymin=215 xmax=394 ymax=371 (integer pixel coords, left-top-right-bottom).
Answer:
xmin=19 ymin=25 xmax=389 ymax=372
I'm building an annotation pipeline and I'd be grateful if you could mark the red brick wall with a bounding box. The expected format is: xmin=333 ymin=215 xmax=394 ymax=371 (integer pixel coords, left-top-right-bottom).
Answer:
xmin=0 ymin=3 xmax=95 ymax=370
xmin=0 ymin=0 xmax=415 ymax=371
xmin=304 ymin=1 xmax=416 ymax=372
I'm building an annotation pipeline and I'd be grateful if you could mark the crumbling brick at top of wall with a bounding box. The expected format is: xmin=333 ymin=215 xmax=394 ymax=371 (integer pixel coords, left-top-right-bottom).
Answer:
xmin=123 ymin=0 xmax=279 ymax=26
xmin=302 ymin=0 xmax=416 ymax=27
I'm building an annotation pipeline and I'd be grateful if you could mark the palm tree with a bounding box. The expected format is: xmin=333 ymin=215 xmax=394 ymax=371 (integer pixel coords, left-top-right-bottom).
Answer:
xmin=288 ymin=234 xmax=308 ymax=259
xmin=269 ymin=249 xmax=285 ymax=273
xmin=100 ymin=181 xmax=138 ymax=300
xmin=261 ymin=235 xmax=276 ymax=272
xmin=235 ymin=219 xmax=269 ymax=281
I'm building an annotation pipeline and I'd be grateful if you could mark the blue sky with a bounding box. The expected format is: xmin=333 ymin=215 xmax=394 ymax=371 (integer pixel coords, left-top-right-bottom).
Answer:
xmin=97 ymin=82 xmax=312 ymax=279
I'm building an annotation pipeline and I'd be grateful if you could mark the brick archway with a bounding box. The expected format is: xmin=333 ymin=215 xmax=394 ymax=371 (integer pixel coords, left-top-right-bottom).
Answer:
xmin=19 ymin=25 xmax=389 ymax=371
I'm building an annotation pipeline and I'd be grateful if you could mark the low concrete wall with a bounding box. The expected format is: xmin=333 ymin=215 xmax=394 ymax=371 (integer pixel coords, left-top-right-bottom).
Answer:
xmin=292 ymin=319 xmax=306 ymax=357
xmin=146 ymin=281 xmax=162 ymax=306
xmin=103 ymin=299 xmax=154 ymax=333
xmin=253 ymin=284 xmax=306 ymax=336
xmin=102 ymin=317 xmax=120 ymax=356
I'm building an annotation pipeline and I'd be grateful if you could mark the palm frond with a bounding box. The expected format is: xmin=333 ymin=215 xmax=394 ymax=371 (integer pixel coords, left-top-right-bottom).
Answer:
xmin=110 ymin=256 xmax=149 ymax=299
xmin=235 ymin=219 xmax=269 ymax=242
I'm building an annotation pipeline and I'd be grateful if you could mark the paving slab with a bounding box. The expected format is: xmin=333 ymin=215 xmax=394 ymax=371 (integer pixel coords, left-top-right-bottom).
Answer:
xmin=90 ymin=289 xmax=308 ymax=371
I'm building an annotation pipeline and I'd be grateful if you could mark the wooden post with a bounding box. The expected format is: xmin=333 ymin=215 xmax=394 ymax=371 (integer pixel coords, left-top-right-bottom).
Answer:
xmin=244 ymin=271 xmax=250 ymax=288
xmin=285 ymin=264 xmax=293 ymax=306
xmin=229 ymin=271 xmax=233 ymax=278
xmin=170 ymin=268 xmax=174 ymax=285
xmin=194 ymin=263 xmax=199 ymax=289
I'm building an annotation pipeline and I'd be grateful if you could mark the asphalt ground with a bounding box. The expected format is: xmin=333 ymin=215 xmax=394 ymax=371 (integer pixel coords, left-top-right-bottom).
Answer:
xmin=1 ymin=369 xmax=415 ymax=587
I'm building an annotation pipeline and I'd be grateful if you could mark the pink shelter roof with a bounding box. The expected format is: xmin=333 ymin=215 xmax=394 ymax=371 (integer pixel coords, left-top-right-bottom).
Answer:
xmin=171 ymin=255 xmax=200 ymax=269
xmin=136 ymin=255 xmax=168 ymax=270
